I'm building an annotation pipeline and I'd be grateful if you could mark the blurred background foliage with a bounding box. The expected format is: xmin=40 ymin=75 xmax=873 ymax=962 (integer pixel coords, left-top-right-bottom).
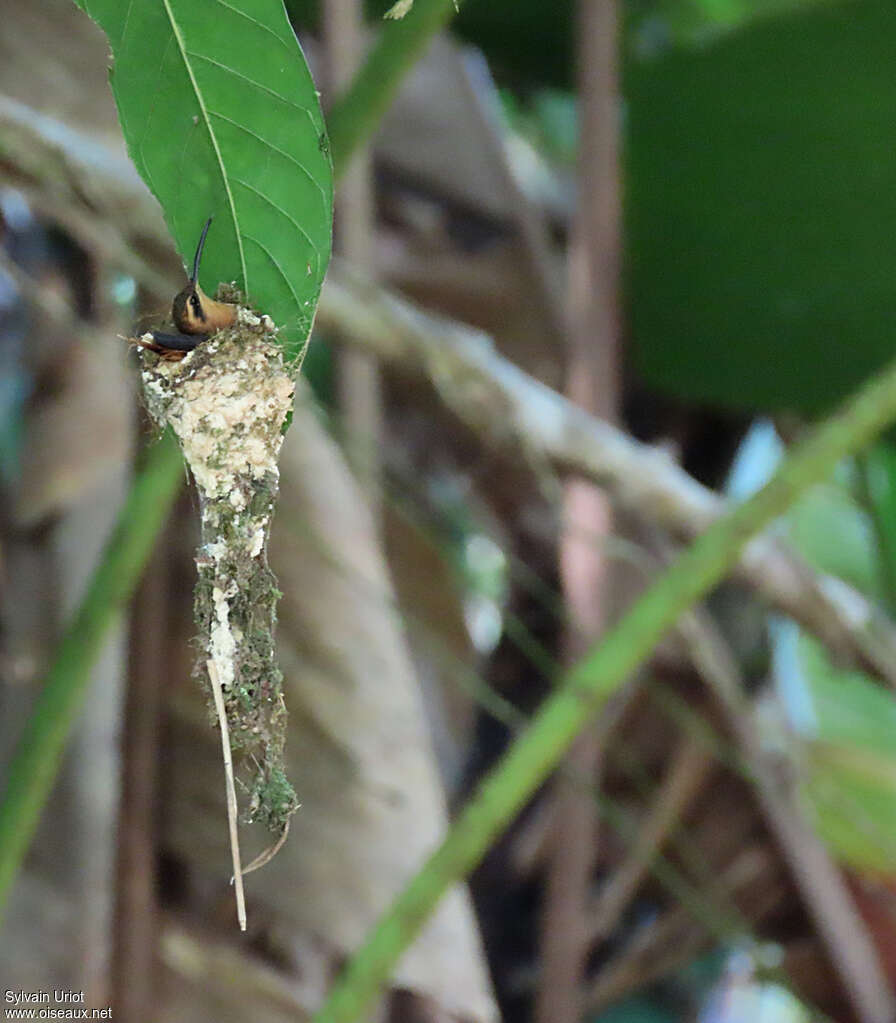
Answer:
xmin=3 ymin=0 xmax=896 ymax=1021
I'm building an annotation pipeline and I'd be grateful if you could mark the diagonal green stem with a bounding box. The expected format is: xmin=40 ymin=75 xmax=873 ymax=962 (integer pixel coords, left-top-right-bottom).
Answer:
xmin=0 ymin=432 xmax=184 ymax=903
xmin=0 ymin=0 xmax=458 ymax=917
xmin=312 ymin=357 xmax=896 ymax=1022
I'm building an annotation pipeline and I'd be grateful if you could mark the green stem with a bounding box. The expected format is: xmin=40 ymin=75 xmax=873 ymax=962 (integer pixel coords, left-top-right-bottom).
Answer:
xmin=0 ymin=431 xmax=183 ymax=902
xmin=312 ymin=357 xmax=896 ymax=1023
xmin=0 ymin=0 xmax=455 ymax=921
xmin=327 ymin=0 xmax=459 ymax=179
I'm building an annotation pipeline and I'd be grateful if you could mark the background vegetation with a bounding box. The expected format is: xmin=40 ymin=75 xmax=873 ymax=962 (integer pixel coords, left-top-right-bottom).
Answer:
xmin=1 ymin=1 xmax=895 ymax=1022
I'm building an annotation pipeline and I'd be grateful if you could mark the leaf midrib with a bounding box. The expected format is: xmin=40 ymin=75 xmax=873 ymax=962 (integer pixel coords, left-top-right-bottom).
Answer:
xmin=160 ymin=0 xmax=247 ymax=291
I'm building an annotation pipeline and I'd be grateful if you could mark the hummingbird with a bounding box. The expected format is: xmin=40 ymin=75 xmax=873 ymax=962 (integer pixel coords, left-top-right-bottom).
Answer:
xmin=141 ymin=217 xmax=237 ymax=356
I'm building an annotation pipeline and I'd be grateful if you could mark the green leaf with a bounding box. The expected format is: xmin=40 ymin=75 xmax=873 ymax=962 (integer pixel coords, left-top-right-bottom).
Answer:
xmin=631 ymin=0 xmax=844 ymax=47
xmin=77 ymin=0 xmax=332 ymax=358
xmin=790 ymin=637 xmax=896 ymax=873
xmin=783 ymin=482 xmax=882 ymax=599
xmin=626 ymin=0 xmax=896 ymax=413
xmin=800 ymin=637 xmax=896 ymax=759
xmin=805 ymin=744 xmax=896 ymax=874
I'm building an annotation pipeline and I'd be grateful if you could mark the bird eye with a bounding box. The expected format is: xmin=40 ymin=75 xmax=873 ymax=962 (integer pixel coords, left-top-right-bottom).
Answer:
xmin=191 ymin=295 xmax=201 ymax=312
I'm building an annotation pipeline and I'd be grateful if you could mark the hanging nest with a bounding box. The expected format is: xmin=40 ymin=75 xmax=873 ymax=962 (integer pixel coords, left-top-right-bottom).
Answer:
xmin=138 ymin=300 xmax=299 ymax=836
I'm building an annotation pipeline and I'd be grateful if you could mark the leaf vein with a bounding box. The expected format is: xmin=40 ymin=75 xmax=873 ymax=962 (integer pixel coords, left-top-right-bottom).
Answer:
xmin=186 ymin=50 xmax=309 ymax=118
xmin=160 ymin=0 xmax=248 ymax=292
xmin=119 ymin=0 xmax=137 ymax=52
xmin=210 ymin=0 xmax=293 ymax=51
xmin=135 ymin=36 xmax=178 ymax=209
xmin=243 ymin=233 xmax=306 ymax=323
xmin=232 ymin=178 xmax=317 ymax=257
xmin=207 ymin=109 xmax=328 ymax=205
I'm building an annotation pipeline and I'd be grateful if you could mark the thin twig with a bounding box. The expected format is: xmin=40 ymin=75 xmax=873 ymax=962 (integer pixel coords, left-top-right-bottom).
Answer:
xmin=207 ymin=659 xmax=246 ymax=932
xmin=586 ymin=847 xmax=778 ymax=1014
xmin=0 ymin=251 xmax=120 ymax=350
xmin=587 ymin=730 xmax=712 ymax=945
xmin=241 ymin=822 xmax=290 ymax=877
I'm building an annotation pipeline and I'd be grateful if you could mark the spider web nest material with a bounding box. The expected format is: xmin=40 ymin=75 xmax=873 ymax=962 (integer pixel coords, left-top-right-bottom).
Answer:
xmin=138 ymin=295 xmax=299 ymax=837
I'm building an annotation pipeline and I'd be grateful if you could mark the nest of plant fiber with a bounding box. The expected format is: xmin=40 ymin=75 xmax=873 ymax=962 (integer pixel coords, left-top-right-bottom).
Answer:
xmin=138 ymin=305 xmax=298 ymax=835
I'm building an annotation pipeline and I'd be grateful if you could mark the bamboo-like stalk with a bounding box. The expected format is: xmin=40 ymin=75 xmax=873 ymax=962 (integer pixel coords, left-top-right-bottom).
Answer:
xmin=0 ymin=433 xmax=183 ymax=904
xmin=311 ymin=355 xmax=896 ymax=1023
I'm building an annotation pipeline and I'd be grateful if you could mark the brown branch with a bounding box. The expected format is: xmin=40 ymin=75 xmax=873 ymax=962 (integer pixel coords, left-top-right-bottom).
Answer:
xmin=0 ymin=96 xmax=174 ymax=299
xmin=5 ymin=94 xmax=896 ymax=688
xmin=537 ymin=1 xmax=623 ymax=1019
xmin=318 ymin=264 xmax=896 ymax=690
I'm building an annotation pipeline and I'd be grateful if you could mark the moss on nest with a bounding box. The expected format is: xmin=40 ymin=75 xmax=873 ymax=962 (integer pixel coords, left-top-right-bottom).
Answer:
xmin=139 ymin=304 xmax=299 ymax=835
